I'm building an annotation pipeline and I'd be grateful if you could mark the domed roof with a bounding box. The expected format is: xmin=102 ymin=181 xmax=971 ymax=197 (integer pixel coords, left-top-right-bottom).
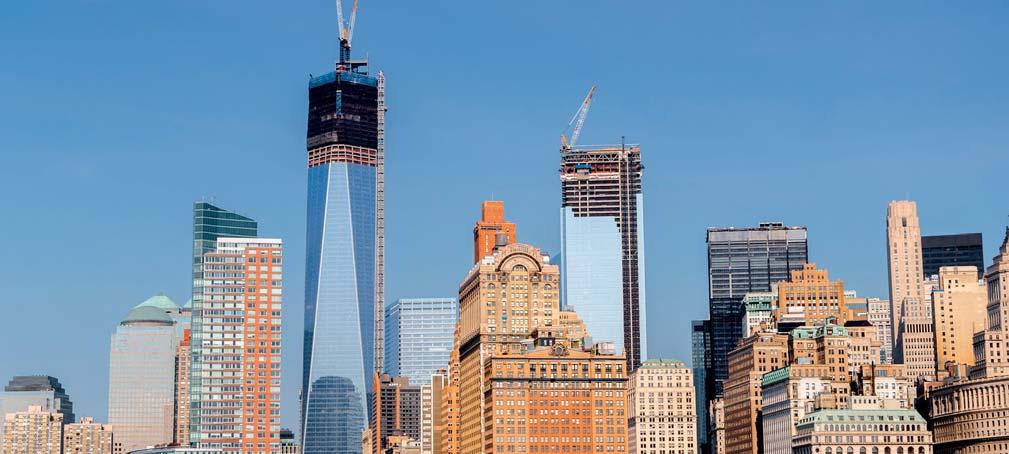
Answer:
xmin=136 ymin=293 xmax=179 ymax=311
xmin=183 ymin=298 xmax=192 ymax=309
xmin=121 ymin=306 xmax=174 ymax=325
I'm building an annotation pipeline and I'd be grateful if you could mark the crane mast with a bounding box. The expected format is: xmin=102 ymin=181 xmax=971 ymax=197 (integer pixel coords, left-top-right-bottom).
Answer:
xmin=336 ymin=0 xmax=358 ymax=64
xmin=561 ymin=84 xmax=597 ymax=150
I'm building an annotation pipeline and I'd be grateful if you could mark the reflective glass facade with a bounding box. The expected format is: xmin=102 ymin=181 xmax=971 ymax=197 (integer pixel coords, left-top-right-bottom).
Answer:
xmin=690 ymin=320 xmax=711 ymax=453
xmin=384 ymin=298 xmax=458 ymax=385
xmin=188 ymin=202 xmax=257 ymax=446
xmin=559 ymin=145 xmax=647 ymax=371
xmin=109 ymin=315 xmax=177 ymax=452
xmin=302 ymin=54 xmax=385 ymax=453
xmin=705 ymin=223 xmax=807 ymax=396
xmin=922 ymin=233 xmax=984 ymax=280
xmin=561 ymin=208 xmax=623 ymax=348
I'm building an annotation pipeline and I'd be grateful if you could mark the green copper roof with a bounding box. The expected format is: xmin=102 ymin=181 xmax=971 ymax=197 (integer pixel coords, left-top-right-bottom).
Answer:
xmin=183 ymin=298 xmax=192 ymax=309
xmin=796 ymin=409 xmax=926 ymax=428
xmin=121 ymin=306 xmax=174 ymax=325
xmin=761 ymin=367 xmax=791 ymax=387
xmin=136 ymin=293 xmax=179 ymax=311
xmin=791 ymin=323 xmax=849 ymax=339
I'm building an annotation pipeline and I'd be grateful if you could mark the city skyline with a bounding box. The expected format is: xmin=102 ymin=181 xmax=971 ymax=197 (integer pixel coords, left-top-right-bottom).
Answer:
xmin=3 ymin=0 xmax=1009 ymax=436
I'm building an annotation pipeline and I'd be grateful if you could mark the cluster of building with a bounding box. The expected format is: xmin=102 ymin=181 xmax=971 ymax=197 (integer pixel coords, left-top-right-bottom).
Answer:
xmin=4 ymin=2 xmax=1008 ymax=454
xmin=692 ymin=200 xmax=1009 ymax=454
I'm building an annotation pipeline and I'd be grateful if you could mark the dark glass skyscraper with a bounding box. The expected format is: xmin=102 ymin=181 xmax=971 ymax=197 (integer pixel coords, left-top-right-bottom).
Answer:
xmin=188 ymin=202 xmax=257 ymax=445
xmin=705 ymin=222 xmax=807 ymax=396
xmin=691 ymin=320 xmax=712 ymax=453
xmin=922 ymin=233 xmax=984 ymax=279
xmin=301 ymin=36 xmax=386 ymax=454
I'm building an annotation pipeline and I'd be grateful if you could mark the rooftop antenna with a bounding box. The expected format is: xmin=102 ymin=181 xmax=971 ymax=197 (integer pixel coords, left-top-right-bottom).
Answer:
xmin=336 ymin=0 xmax=358 ymax=65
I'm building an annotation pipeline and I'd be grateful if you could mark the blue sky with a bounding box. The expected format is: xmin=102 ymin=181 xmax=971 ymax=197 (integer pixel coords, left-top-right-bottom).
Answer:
xmin=2 ymin=0 xmax=1008 ymax=431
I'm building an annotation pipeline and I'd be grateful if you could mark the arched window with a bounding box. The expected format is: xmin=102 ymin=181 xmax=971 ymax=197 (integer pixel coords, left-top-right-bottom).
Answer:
xmin=512 ymin=264 xmax=528 ymax=272
xmin=897 ymin=448 xmax=903 ymax=454
xmin=884 ymin=448 xmax=891 ymax=454
xmin=826 ymin=448 xmax=833 ymax=454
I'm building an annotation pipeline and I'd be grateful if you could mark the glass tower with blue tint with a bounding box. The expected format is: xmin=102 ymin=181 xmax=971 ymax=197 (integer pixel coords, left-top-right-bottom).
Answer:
xmin=302 ymin=47 xmax=386 ymax=454
xmin=560 ymin=144 xmax=646 ymax=371
xmin=384 ymin=298 xmax=458 ymax=385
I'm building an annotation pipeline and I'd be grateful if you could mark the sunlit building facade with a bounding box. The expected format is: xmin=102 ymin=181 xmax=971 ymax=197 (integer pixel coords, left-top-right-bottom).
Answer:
xmin=560 ymin=144 xmax=647 ymax=370
xmin=191 ymin=238 xmax=283 ymax=453
xmin=301 ymin=55 xmax=386 ymax=454
xmin=108 ymin=299 xmax=178 ymax=452
xmin=384 ymin=298 xmax=458 ymax=385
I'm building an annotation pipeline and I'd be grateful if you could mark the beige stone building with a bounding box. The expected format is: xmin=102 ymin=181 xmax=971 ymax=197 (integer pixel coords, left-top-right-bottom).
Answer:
xmin=886 ymin=200 xmax=926 ymax=359
xmin=932 ymin=266 xmax=986 ymax=375
xmin=929 ymin=228 xmax=1009 ymax=453
xmin=930 ymin=374 xmax=1009 ymax=454
xmin=443 ymin=241 xmax=627 ymax=454
xmin=1 ymin=405 xmax=63 ymax=454
xmin=867 ymin=297 xmax=894 ymax=364
xmin=708 ymin=398 xmax=724 ymax=454
xmin=776 ymin=264 xmax=848 ymax=326
xmin=723 ymin=331 xmax=789 ymax=454
xmin=896 ymin=295 xmax=937 ymax=381
xmin=791 ymin=408 xmax=932 ymax=454
xmin=62 ymin=416 xmax=121 ymax=454
xmin=628 ymin=359 xmax=696 ymax=454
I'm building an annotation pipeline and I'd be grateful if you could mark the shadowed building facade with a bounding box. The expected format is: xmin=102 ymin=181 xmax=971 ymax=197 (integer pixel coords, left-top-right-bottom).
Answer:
xmin=706 ymin=222 xmax=807 ymax=397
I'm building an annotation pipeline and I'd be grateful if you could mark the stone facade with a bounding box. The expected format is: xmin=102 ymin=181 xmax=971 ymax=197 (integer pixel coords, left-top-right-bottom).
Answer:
xmin=628 ymin=359 xmax=697 ymax=454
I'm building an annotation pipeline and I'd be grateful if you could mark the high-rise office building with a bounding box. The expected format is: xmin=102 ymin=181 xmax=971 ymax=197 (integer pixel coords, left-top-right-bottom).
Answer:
xmin=174 ymin=329 xmax=191 ymax=446
xmin=0 ymin=375 xmax=74 ymax=440
xmin=970 ymin=228 xmax=1009 ymax=379
xmin=1 ymin=406 xmax=62 ymax=454
xmin=108 ymin=299 xmax=179 ymax=452
xmin=885 ymin=200 xmax=924 ymax=363
xmin=706 ymin=222 xmax=808 ymax=396
xmin=895 ymin=295 xmax=937 ymax=382
xmin=560 ymin=143 xmax=646 ymax=371
xmin=922 ymin=233 xmax=984 ymax=280
xmin=63 ymin=417 xmax=119 ymax=454
xmin=301 ymin=14 xmax=386 ymax=453
xmin=443 ymin=242 xmax=628 ymax=453
xmin=723 ymin=331 xmax=789 ymax=454
xmin=189 ymin=202 xmax=257 ymax=446
xmin=384 ymin=298 xmax=458 ymax=386
xmin=365 ymin=374 xmax=422 ymax=454
xmin=691 ymin=320 xmax=712 ymax=453
xmin=866 ymin=297 xmax=893 ymax=364
xmin=775 ymin=263 xmax=847 ymax=326
xmin=473 ymin=201 xmax=515 ymax=263
xmin=190 ymin=238 xmax=283 ymax=452
xmin=628 ymin=359 xmax=697 ymax=454
xmin=932 ymin=266 xmax=987 ymax=373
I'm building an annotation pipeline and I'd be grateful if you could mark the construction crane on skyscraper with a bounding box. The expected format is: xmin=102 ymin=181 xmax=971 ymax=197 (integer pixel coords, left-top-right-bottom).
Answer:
xmin=336 ymin=0 xmax=358 ymax=64
xmin=560 ymin=84 xmax=597 ymax=150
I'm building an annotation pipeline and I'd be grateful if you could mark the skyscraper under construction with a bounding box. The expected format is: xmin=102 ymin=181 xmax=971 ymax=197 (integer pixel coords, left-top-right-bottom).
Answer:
xmin=301 ymin=3 xmax=386 ymax=453
xmin=560 ymin=142 xmax=647 ymax=371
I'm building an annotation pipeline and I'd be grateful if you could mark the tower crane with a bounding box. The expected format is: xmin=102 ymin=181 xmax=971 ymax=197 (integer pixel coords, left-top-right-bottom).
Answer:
xmin=560 ymin=84 xmax=596 ymax=150
xmin=336 ymin=0 xmax=358 ymax=65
